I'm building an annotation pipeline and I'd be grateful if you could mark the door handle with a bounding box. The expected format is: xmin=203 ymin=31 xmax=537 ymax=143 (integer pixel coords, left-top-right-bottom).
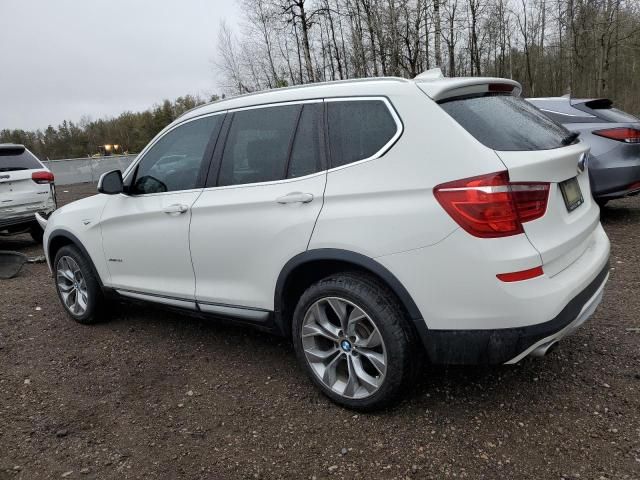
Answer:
xmin=276 ymin=192 xmax=314 ymax=204
xmin=163 ymin=204 xmax=189 ymax=214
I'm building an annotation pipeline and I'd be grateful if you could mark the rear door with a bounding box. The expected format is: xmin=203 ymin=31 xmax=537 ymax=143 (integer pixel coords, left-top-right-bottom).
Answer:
xmin=189 ymin=101 xmax=327 ymax=313
xmin=0 ymin=146 xmax=54 ymax=220
xmin=439 ymin=92 xmax=599 ymax=276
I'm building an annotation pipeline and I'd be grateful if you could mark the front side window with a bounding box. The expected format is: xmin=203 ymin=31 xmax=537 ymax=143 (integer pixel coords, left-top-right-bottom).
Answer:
xmin=440 ymin=94 xmax=570 ymax=151
xmin=130 ymin=115 xmax=221 ymax=195
xmin=327 ymin=100 xmax=399 ymax=168
xmin=218 ymin=105 xmax=301 ymax=186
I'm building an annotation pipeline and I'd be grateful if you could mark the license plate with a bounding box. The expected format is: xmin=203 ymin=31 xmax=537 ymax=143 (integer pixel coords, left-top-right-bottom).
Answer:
xmin=559 ymin=177 xmax=584 ymax=212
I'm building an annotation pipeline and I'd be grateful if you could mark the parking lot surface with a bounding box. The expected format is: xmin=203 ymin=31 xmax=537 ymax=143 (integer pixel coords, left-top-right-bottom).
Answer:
xmin=1 ymin=184 xmax=639 ymax=479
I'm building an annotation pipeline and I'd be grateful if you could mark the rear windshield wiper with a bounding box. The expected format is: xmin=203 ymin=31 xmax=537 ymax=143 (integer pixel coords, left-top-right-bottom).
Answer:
xmin=561 ymin=131 xmax=580 ymax=145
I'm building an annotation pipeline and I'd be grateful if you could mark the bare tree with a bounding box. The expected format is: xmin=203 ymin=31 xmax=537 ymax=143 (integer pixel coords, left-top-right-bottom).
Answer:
xmin=211 ymin=0 xmax=640 ymax=115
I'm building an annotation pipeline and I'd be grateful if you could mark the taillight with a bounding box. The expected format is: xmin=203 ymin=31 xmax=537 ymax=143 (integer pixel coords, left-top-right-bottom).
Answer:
xmin=32 ymin=171 xmax=55 ymax=184
xmin=434 ymin=171 xmax=549 ymax=238
xmin=592 ymin=127 xmax=640 ymax=143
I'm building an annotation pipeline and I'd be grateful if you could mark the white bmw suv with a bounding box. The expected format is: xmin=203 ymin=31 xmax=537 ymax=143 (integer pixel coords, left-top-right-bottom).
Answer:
xmin=42 ymin=74 xmax=610 ymax=410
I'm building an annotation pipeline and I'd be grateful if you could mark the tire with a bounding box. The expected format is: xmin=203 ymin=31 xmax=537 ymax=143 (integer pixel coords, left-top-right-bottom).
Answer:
xmin=595 ymin=198 xmax=609 ymax=209
xmin=53 ymin=245 xmax=107 ymax=324
xmin=292 ymin=272 xmax=416 ymax=411
xmin=30 ymin=225 xmax=44 ymax=244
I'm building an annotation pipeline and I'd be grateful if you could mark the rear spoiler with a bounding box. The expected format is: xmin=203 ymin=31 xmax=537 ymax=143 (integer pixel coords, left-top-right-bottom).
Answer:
xmin=571 ymin=98 xmax=612 ymax=109
xmin=415 ymin=77 xmax=522 ymax=102
xmin=0 ymin=144 xmax=26 ymax=155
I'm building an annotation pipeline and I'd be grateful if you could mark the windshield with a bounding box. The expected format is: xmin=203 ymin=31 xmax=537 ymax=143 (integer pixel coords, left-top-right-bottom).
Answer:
xmin=0 ymin=148 xmax=43 ymax=171
xmin=439 ymin=94 xmax=571 ymax=151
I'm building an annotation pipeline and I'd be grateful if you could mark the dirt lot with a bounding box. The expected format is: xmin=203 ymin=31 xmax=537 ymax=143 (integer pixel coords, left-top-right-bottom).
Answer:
xmin=1 ymin=183 xmax=639 ymax=480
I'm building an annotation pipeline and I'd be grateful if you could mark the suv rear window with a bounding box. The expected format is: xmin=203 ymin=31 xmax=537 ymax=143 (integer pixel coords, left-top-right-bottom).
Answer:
xmin=440 ymin=94 xmax=571 ymax=151
xmin=0 ymin=147 xmax=43 ymax=171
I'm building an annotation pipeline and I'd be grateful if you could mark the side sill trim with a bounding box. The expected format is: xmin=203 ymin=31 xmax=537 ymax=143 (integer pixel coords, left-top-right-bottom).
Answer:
xmin=198 ymin=302 xmax=270 ymax=322
xmin=113 ymin=289 xmax=271 ymax=323
xmin=116 ymin=289 xmax=198 ymax=311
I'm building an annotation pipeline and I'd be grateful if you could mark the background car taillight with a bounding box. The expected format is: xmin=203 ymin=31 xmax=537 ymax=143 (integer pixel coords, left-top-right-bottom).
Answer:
xmin=32 ymin=171 xmax=55 ymax=184
xmin=592 ymin=127 xmax=640 ymax=143
xmin=434 ymin=171 xmax=550 ymax=238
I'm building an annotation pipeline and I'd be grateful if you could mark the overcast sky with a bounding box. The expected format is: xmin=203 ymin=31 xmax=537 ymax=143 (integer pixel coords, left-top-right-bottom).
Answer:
xmin=0 ymin=0 xmax=239 ymax=131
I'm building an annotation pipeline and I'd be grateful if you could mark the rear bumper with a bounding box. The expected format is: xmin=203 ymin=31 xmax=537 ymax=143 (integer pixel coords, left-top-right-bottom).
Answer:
xmin=591 ymin=154 xmax=640 ymax=200
xmin=376 ymin=218 xmax=610 ymax=365
xmin=0 ymin=214 xmax=38 ymax=230
xmin=0 ymin=208 xmax=55 ymax=230
xmin=422 ymin=262 xmax=609 ymax=365
xmin=595 ymin=183 xmax=640 ymax=201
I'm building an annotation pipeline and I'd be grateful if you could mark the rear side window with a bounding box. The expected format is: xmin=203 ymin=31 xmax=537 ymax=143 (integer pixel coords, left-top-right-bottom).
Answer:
xmin=0 ymin=147 xmax=42 ymax=171
xmin=219 ymin=105 xmax=300 ymax=186
xmin=440 ymin=94 xmax=570 ymax=151
xmin=327 ymin=100 xmax=398 ymax=167
xmin=287 ymin=103 xmax=323 ymax=178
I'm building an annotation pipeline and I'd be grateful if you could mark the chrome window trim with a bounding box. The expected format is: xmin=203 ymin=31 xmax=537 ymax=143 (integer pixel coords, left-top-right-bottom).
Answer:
xmin=225 ymin=98 xmax=323 ymax=115
xmin=202 ymin=170 xmax=326 ymax=192
xmin=201 ymin=96 xmax=403 ymax=191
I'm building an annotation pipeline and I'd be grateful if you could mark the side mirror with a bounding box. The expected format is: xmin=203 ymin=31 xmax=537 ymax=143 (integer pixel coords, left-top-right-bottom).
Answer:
xmin=97 ymin=170 xmax=124 ymax=195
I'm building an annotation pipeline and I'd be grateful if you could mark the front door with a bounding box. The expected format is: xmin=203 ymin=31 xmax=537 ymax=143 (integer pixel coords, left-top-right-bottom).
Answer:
xmin=100 ymin=113 xmax=223 ymax=302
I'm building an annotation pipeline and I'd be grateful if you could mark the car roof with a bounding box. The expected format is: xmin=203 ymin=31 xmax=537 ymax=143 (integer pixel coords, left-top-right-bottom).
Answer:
xmin=178 ymin=75 xmax=522 ymax=123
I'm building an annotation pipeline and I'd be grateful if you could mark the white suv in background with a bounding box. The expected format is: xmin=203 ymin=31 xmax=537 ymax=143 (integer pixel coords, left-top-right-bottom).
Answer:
xmin=41 ymin=75 xmax=610 ymax=410
xmin=0 ymin=144 xmax=56 ymax=243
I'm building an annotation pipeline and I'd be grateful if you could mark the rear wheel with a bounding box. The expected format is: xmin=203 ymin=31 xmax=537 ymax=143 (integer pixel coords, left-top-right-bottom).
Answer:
xmin=54 ymin=245 xmax=106 ymax=324
xmin=292 ymin=273 xmax=415 ymax=411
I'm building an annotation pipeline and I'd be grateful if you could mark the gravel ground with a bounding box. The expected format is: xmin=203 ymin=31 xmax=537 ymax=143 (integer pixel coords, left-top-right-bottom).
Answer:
xmin=1 ymin=183 xmax=639 ymax=480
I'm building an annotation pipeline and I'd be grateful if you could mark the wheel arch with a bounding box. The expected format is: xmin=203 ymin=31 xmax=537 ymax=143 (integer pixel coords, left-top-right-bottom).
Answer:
xmin=274 ymin=249 xmax=425 ymax=340
xmin=47 ymin=229 xmax=105 ymax=288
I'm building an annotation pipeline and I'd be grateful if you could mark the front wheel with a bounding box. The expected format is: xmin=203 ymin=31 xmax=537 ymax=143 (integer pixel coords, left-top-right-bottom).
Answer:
xmin=292 ymin=273 xmax=416 ymax=411
xmin=54 ymin=245 xmax=106 ymax=324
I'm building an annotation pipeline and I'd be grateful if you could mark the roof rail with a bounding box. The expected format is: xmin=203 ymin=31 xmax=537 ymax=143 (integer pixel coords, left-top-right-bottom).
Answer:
xmin=176 ymin=76 xmax=410 ymax=121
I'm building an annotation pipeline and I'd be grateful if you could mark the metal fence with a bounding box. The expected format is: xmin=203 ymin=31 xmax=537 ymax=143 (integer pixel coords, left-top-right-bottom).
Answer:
xmin=42 ymin=154 xmax=137 ymax=186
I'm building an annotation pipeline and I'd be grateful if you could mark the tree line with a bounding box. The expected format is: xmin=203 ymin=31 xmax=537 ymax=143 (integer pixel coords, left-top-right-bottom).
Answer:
xmin=215 ymin=0 xmax=640 ymax=113
xmin=0 ymin=95 xmax=217 ymax=160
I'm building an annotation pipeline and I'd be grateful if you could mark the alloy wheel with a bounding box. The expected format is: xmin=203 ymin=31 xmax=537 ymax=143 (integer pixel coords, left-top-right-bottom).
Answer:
xmin=301 ymin=297 xmax=387 ymax=399
xmin=56 ymin=256 xmax=89 ymax=316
